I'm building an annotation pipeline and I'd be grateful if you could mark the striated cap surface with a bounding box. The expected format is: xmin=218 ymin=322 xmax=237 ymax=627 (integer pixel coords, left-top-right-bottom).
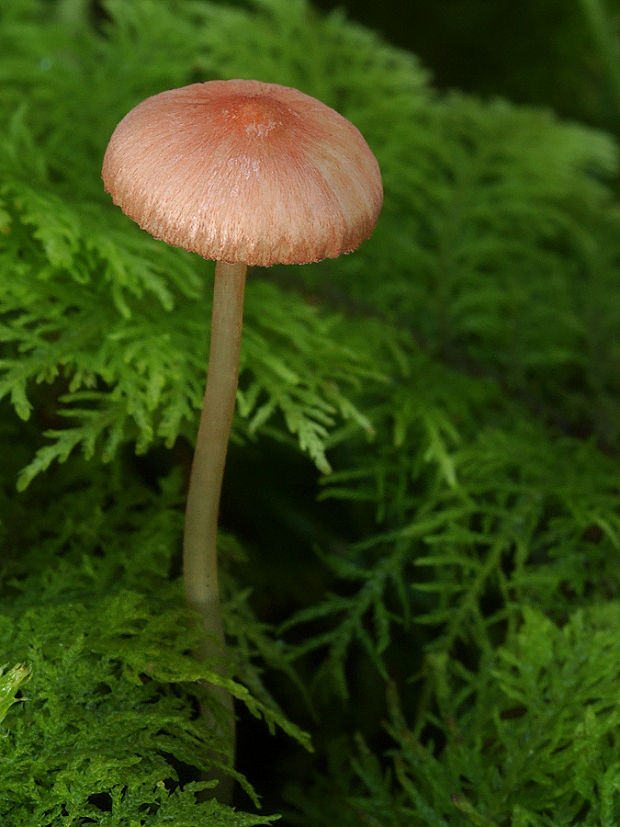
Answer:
xmin=102 ymin=79 xmax=382 ymax=266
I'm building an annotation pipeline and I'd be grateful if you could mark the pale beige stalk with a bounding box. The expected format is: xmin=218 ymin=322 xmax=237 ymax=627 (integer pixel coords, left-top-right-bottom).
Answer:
xmin=183 ymin=260 xmax=246 ymax=650
xmin=182 ymin=261 xmax=246 ymax=801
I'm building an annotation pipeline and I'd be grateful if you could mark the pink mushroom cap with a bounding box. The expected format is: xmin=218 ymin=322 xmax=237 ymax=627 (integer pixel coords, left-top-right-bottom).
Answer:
xmin=102 ymin=79 xmax=383 ymax=267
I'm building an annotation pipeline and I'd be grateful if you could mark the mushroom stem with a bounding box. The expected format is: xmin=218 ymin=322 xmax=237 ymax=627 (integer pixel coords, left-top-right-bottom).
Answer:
xmin=183 ymin=259 xmax=247 ymax=654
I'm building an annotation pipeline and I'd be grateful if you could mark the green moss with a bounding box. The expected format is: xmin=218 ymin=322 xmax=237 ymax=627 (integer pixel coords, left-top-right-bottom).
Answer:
xmin=1 ymin=0 xmax=620 ymax=823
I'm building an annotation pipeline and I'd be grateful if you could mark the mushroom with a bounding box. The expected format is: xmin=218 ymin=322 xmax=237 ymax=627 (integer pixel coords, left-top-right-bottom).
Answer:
xmin=102 ymin=77 xmax=382 ymax=715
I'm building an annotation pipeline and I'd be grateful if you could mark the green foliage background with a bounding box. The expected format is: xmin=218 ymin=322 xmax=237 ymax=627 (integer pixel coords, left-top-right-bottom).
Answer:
xmin=1 ymin=0 xmax=620 ymax=824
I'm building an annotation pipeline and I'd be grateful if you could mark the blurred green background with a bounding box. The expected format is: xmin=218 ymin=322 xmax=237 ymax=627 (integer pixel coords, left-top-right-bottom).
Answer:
xmin=315 ymin=0 xmax=620 ymax=133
